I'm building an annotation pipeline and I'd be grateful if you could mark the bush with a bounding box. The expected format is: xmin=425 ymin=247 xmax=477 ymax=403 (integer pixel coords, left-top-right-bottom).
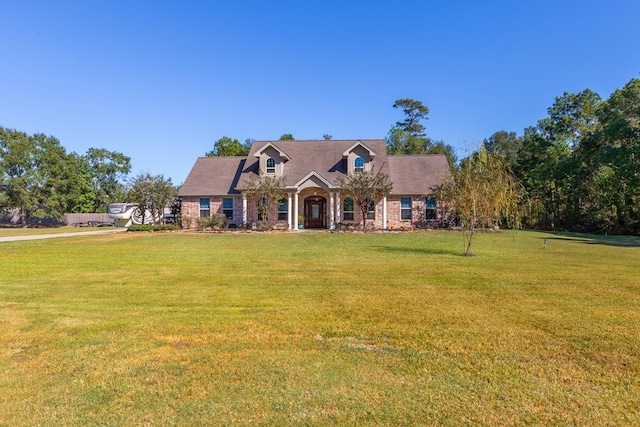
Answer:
xmin=128 ymin=224 xmax=153 ymax=232
xmin=210 ymin=213 xmax=228 ymax=229
xmin=196 ymin=217 xmax=211 ymax=231
xmin=127 ymin=224 xmax=179 ymax=232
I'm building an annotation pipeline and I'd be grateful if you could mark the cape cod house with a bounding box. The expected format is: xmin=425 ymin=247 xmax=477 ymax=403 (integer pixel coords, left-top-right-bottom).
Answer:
xmin=178 ymin=139 xmax=450 ymax=230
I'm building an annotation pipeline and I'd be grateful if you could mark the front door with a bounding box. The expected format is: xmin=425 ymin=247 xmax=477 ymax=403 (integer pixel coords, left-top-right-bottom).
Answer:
xmin=305 ymin=197 xmax=326 ymax=229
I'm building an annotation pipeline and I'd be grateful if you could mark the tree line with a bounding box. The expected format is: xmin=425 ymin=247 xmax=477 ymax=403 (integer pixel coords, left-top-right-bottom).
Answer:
xmin=0 ymin=127 xmax=175 ymax=225
xmin=381 ymin=79 xmax=639 ymax=236
xmin=484 ymin=78 xmax=639 ymax=234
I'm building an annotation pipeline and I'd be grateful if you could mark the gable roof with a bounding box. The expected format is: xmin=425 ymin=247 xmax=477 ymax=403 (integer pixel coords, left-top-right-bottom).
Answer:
xmin=178 ymin=156 xmax=245 ymax=196
xmin=387 ymin=154 xmax=451 ymax=195
xmin=254 ymin=142 xmax=291 ymax=161
xmin=237 ymin=139 xmax=390 ymax=189
xmin=179 ymin=140 xmax=452 ymax=197
xmin=342 ymin=141 xmax=376 ymax=158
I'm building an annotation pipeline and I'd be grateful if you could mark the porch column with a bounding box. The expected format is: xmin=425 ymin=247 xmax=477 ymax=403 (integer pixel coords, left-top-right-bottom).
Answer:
xmin=294 ymin=192 xmax=299 ymax=230
xmin=242 ymin=193 xmax=247 ymax=225
xmin=287 ymin=193 xmax=293 ymax=230
xmin=335 ymin=192 xmax=341 ymax=224
xmin=329 ymin=192 xmax=335 ymax=229
xmin=382 ymin=196 xmax=387 ymax=230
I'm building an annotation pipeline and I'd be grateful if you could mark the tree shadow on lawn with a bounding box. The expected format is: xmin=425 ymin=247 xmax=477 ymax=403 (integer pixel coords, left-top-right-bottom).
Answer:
xmin=373 ymin=245 xmax=461 ymax=256
xmin=544 ymin=232 xmax=640 ymax=248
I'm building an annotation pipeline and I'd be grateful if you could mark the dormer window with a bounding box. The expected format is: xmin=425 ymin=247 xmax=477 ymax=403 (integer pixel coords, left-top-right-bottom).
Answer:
xmin=266 ymin=158 xmax=276 ymax=174
xmin=354 ymin=157 xmax=364 ymax=173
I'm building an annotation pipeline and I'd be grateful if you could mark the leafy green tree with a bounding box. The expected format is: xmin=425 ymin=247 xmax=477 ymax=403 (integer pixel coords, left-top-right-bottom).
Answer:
xmin=0 ymin=128 xmax=76 ymax=223
xmin=322 ymin=134 xmax=332 ymax=140
xmin=0 ymin=127 xmax=39 ymax=224
xmin=85 ymin=148 xmax=131 ymax=211
xmin=425 ymin=139 xmax=458 ymax=170
xmin=64 ymin=153 xmax=96 ymax=213
xmin=279 ymin=133 xmax=295 ymax=141
xmin=483 ymin=131 xmax=523 ymax=167
xmin=594 ymin=78 xmax=640 ymax=233
xmin=393 ymin=98 xmax=429 ymax=137
xmin=442 ymin=147 xmax=523 ymax=255
xmin=206 ymin=136 xmax=250 ymax=157
xmin=338 ymin=167 xmax=392 ymax=230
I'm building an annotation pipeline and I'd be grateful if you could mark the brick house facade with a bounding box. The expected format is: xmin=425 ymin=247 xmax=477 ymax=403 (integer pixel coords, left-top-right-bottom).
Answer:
xmin=179 ymin=139 xmax=450 ymax=230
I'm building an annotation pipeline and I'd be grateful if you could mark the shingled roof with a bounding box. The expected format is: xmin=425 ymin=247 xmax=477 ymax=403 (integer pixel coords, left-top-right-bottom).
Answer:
xmin=238 ymin=139 xmax=389 ymax=189
xmin=387 ymin=154 xmax=451 ymax=195
xmin=179 ymin=140 xmax=450 ymax=197
xmin=179 ymin=156 xmax=245 ymax=196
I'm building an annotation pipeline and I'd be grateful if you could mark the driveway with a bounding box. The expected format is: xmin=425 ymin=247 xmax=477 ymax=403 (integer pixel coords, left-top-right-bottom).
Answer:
xmin=0 ymin=228 xmax=128 ymax=242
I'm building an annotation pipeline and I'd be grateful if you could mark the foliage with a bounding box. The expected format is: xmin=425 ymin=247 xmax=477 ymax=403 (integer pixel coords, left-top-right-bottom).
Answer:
xmin=386 ymin=99 xmax=458 ymax=169
xmin=206 ymin=136 xmax=250 ymax=157
xmin=242 ymin=173 xmax=285 ymax=223
xmin=127 ymin=224 xmax=178 ymax=232
xmin=84 ymin=148 xmax=131 ymax=211
xmin=1 ymin=231 xmax=638 ymax=425
xmin=195 ymin=216 xmax=211 ymax=231
xmin=0 ymin=127 xmax=131 ymax=222
xmin=393 ymin=98 xmax=429 ymax=137
xmin=127 ymin=173 xmax=176 ymax=225
xmin=322 ymin=134 xmax=332 ymax=140
xmin=278 ymin=133 xmax=295 ymax=141
xmin=496 ymin=78 xmax=640 ymax=234
xmin=0 ymin=128 xmax=73 ymax=223
xmin=339 ymin=167 xmax=392 ymax=229
xmin=210 ymin=213 xmax=228 ymax=229
xmin=442 ymin=146 xmax=523 ymax=255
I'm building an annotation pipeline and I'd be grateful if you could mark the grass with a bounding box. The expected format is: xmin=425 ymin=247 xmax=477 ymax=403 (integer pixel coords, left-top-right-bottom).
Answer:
xmin=0 ymin=230 xmax=638 ymax=425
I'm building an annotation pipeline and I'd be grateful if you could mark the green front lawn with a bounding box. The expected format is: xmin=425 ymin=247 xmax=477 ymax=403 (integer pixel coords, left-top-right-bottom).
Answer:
xmin=1 ymin=230 xmax=638 ymax=425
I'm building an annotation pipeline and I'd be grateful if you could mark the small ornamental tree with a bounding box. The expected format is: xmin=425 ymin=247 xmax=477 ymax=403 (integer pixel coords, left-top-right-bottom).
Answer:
xmin=441 ymin=146 xmax=523 ymax=255
xmin=243 ymin=173 xmax=285 ymax=224
xmin=127 ymin=173 xmax=176 ymax=225
xmin=339 ymin=167 xmax=392 ymax=229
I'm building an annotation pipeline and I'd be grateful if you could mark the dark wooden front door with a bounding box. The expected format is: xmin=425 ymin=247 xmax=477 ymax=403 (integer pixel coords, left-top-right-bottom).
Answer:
xmin=305 ymin=197 xmax=326 ymax=229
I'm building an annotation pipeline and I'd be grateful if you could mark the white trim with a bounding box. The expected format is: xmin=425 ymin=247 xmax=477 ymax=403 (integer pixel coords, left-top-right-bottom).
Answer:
xmin=242 ymin=193 xmax=247 ymax=224
xmin=288 ymin=193 xmax=292 ymax=229
xmin=290 ymin=170 xmax=335 ymax=189
xmin=294 ymin=192 xmax=299 ymax=230
xmin=329 ymin=193 xmax=335 ymax=229
xmin=254 ymin=142 xmax=291 ymax=161
xmin=341 ymin=141 xmax=376 ymax=158
xmin=383 ymin=196 xmax=387 ymax=229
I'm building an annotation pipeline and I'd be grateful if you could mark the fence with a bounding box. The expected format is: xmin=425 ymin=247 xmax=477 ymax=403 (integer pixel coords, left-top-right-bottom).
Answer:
xmin=64 ymin=213 xmax=114 ymax=226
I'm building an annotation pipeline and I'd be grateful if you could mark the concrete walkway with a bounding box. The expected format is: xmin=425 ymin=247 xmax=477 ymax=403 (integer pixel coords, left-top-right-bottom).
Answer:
xmin=0 ymin=228 xmax=128 ymax=242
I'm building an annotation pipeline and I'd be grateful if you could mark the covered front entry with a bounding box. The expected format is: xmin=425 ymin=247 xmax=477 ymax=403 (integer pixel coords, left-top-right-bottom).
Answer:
xmin=304 ymin=196 xmax=326 ymax=229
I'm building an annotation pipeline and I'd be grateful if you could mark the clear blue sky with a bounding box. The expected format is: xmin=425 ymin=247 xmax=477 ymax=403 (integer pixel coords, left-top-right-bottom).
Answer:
xmin=2 ymin=1 xmax=639 ymax=184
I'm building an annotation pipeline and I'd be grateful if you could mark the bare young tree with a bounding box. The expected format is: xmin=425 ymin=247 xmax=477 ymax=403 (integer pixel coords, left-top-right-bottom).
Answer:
xmin=442 ymin=146 xmax=523 ymax=255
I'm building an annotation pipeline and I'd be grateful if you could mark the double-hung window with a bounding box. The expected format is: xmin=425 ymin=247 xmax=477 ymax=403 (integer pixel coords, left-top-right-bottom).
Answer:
xmin=222 ymin=197 xmax=234 ymax=219
xmin=199 ymin=198 xmax=210 ymax=218
xmin=343 ymin=197 xmax=354 ymax=221
xmin=400 ymin=197 xmax=412 ymax=220
xmin=425 ymin=197 xmax=437 ymax=220
xmin=277 ymin=198 xmax=288 ymax=221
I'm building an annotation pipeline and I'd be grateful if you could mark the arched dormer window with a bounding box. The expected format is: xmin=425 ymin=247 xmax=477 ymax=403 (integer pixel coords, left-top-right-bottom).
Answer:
xmin=266 ymin=158 xmax=276 ymax=174
xmin=354 ymin=157 xmax=364 ymax=173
